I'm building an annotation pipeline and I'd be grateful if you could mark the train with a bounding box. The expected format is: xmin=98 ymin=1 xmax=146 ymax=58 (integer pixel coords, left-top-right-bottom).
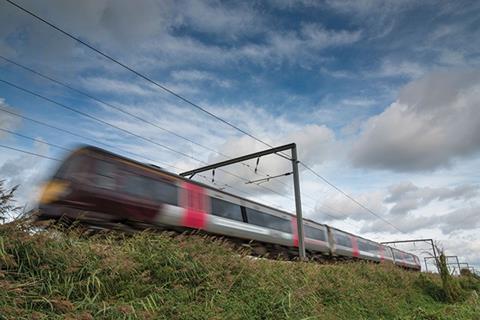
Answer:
xmin=37 ymin=145 xmax=421 ymax=270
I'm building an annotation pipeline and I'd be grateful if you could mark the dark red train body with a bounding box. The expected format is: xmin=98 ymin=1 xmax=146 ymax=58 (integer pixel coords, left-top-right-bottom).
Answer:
xmin=38 ymin=146 xmax=421 ymax=270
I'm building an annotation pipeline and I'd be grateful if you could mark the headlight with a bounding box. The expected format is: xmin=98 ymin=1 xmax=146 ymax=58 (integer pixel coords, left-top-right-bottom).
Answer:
xmin=39 ymin=180 xmax=70 ymax=204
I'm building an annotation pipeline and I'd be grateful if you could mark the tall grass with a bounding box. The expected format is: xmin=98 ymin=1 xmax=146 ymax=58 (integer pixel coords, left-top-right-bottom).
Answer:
xmin=0 ymin=223 xmax=479 ymax=319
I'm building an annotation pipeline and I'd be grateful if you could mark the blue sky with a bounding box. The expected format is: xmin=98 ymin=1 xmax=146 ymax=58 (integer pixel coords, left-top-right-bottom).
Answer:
xmin=1 ymin=0 xmax=480 ymax=270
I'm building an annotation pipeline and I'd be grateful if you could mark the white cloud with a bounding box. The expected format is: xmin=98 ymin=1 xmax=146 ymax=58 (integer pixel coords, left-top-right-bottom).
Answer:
xmin=257 ymin=24 xmax=361 ymax=64
xmin=171 ymin=70 xmax=232 ymax=88
xmin=174 ymin=0 xmax=262 ymax=37
xmin=369 ymin=60 xmax=427 ymax=79
xmin=0 ymin=98 xmax=22 ymax=138
xmin=340 ymin=98 xmax=375 ymax=107
xmin=360 ymin=206 xmax=480 ymax=235
xmin=314 ymin=190 xmax=387 ymax=222
xmin=203 ymin=110 xmax=337 ymax=196
xmin=2 ymin=0 xmax=480 ymax=269
xmin=351 ymin=70 xmax=480 ymax=172
xmin=312 ymin=180 xmax=480 ymax=240
xmin=385 ymin=181 xmax=479 ymax=215
xmin=89 ymin=98 xmax=337 ymax=199
xmin=80 ymin=77 xmax=156 ymax=96
xmin=0 ymin=138 xmax=54 ymax=212
xmin=300 ymin=23 xmax=362 ymax=48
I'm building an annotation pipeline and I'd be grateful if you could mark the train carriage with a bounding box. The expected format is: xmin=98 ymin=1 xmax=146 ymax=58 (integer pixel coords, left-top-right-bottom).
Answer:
xmin=38 ymin=145 xmax=421 ymax=270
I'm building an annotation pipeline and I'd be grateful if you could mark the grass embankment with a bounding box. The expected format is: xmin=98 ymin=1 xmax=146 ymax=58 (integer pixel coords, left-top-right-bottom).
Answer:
xmin=0 ymin=223 xmax=479 ymax=320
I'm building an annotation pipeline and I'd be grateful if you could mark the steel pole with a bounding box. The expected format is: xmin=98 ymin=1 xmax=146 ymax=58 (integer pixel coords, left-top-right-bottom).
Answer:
xmin=456 ymin=256 xmax=461 ymax=276
xmin=431 ymin=240 xmax=439 ymax=272
xmin=291 ymin=144 xmax=306 ymax=260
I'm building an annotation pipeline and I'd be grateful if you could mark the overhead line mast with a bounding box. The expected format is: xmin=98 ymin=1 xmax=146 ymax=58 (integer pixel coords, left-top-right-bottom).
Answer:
xmin=180 ymin=143 xmax=307 ymax=259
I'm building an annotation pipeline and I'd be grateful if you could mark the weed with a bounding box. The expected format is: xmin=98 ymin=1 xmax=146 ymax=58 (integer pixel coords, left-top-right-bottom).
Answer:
xmin=0 ymin=223 xmax=478 ymax=319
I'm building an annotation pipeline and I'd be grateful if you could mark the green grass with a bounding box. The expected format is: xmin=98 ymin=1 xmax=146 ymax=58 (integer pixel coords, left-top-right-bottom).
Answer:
xmin=0 ymin=223 xmax=479 ymax=320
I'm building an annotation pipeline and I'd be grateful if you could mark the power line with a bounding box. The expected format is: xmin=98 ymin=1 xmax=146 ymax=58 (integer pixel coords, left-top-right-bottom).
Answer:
xmin=300 ymin=161 xmax=404 ymax=233
xmin=0 ymin=127 xmax=72 ymax=152
xmin=2 ymin=125 xmax=357 ymax=229
xmin=3 ymin=0 xmax=282 ymax=155
xmin=0 ymin=107 xmax=182 ymax=171
xmin=0 ymin=78 xmax=207 ymax=163
xmin=2 ymin=126 xmax=301 ymax=216
xmin=0 ymin=1 xmax=314 ymax=191
xmin=0 ymin=82 xmax=302 ymax=213
xmin=0 ymin=143 xmax=60 ymax=161
xmin=0 ymin=55 xmax=299 ymax=198
xmin=0 ymin=55 xmax=224 ymax=157
xmin=0 ymin=59 xmax=352 ymax=228
xmin=3 ymin=0 xmax=404 ymax=233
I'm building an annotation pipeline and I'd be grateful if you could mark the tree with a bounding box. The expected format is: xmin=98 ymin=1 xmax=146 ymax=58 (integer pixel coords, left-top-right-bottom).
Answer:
xmin=434 ymin=245 xmax=463 ymax=302
xmin=0 ymin=180 xmax=18 ymax=223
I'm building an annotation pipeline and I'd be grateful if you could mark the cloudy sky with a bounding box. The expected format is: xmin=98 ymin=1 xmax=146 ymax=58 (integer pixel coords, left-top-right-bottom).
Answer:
xmin=1 ymin=0 xmax=479 ymax=270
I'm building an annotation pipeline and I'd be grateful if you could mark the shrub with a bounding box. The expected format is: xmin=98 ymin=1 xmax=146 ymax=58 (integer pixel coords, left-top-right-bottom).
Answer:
xmin=0 ymin=180 xmax=19 ymax=223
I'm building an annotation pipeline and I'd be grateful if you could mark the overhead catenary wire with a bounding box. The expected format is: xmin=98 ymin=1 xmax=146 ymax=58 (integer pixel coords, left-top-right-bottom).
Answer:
xmin=3 ymin=128 xmax=307 ymax=215
xmin=3 ymin=0 xmax=405 ymax=233
xmin=1 ymin=77 xmax=291 ymax=203
xmin=0 ymin=106 xmax=183 ymax=172
xmin=0 ymin=127 xmax=72 ymax=152
xmin=0 ymin=81 xmax=305 ymax=214
xmin=0 ymin=55 xmax=304 ymax=201
xmin=3 ymin=0 xmax=287 ymax=158
xmin=0 ymin=55 xmax=224 ymax=158
xmin=0 ymin=78 xmax=207 ymax=164
xmin=0 ymin=55 xmax=368 ymax=229
xmin=0 ymin=143 xmax=61 ymax=161
xmin=299 ymin=161 xmax=404 ymax=233
xmin=245 ymin=172 xmax=292 ymax=185
xmin=3 ymin=125 xmax=358 ymax=229
xmin=0 ymin=123 xmax=282 ymax=210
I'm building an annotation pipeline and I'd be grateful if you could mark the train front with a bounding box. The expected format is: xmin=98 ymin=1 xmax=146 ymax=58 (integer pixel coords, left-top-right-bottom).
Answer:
xmin=37 ymin=147 xmax=95 ymax=223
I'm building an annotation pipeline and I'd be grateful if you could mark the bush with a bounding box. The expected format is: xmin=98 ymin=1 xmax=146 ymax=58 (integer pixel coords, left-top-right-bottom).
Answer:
xmin=0 ymin=180 xmax=18 ymax=222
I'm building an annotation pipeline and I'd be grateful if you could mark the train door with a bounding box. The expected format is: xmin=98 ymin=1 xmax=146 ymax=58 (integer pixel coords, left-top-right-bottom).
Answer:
xmin=350 ymin=236 xmax=360 ymax=258
xmin=180 ymin=182 xmax=209 ymax=229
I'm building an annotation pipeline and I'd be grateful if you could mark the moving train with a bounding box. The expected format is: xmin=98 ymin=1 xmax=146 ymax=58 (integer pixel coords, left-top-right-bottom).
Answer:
xmin=37 ymin=146 xmax=421 ymax=270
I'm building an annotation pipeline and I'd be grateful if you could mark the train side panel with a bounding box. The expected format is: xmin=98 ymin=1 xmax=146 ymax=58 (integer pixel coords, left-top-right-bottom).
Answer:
xmin=38 ymin=146 xmax=420 ymax=270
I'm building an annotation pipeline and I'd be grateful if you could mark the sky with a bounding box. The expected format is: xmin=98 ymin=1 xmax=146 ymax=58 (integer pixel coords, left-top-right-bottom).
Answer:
xmin=0 ymin=0 xmax=479 ymax=271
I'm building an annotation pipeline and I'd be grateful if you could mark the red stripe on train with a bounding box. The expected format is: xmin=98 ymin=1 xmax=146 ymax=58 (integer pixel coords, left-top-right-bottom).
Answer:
xmin=181 ymin=182 xmax=208 ymax=229
xmin=351 ymin=236 xmax=360 ymax=258
xmin=291 ymin=217 xmax=298 ymax=247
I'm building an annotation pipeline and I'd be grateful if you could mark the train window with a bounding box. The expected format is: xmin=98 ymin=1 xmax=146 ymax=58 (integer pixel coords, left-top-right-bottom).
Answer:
xmin=246 ymin=208 xmax=291 ymax=233
xmin=358 ymin=239 xmax=376 ymax=253
xmin=334 ymin=232 xmax=352 ymax=248
xmin=304 ymin=225 xmax=326 ymax=241
xmin=122 ymin=174 xmax=151 ymax=198
xmin=367 ymin=242 xmax=380 ymax=254
xmin=358 ymin=239 xmax=368 ymax=252
xmin=393 ymin=250 xmax=400 ymax=259
xmin=394 ymin=250 xmax=405 ymax=261
xmin=383 ymin=246 xmax=393 ymax=258
xmin=211 ymin=198 xmax=243 ymax=222
xmin=120 ymin=172 xmax=178 ymax=204
xmin=96 ymin=160 xmax=116 ymax=190
xmin=405 ymin=254 xmax=415 ymax=262
xmin=153 ymin=179 xmax=178 ymax=206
